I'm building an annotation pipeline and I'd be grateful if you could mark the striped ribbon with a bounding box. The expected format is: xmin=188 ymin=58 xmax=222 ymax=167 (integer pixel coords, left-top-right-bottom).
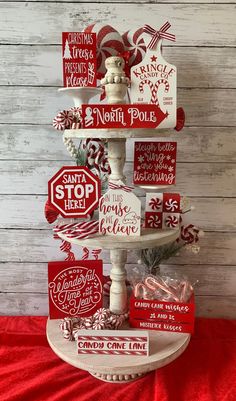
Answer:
xmin=143 ymin=22 xmax=176 ymax=49
xmin=54 ymin=220 xmax=99 ymax=240
xmin=108 ymin=182 xmax=134 ymax=192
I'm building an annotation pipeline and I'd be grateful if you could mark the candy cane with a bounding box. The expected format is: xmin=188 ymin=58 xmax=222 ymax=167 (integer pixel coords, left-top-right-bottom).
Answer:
xmin=82 ymin=247 xmax=90 ymax=260
xmin=154 ymin=79 xmax=170 ymax=107
xmin=60 ymin=240 xmax=75 ymax=261
xmin=145 ymin=276 xmax=180 ymax=302
xmin=139 ymin=79 xmax=156 ymax=104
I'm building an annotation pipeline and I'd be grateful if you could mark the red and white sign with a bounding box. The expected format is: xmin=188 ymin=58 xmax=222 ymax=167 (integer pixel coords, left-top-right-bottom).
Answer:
xmin=133 ymin=141 xmax=177 ymax=186
xmin=145 ymin=193 xmax=180 ymax=229
xmin=77 ymin=330 xmax=149 ymax=356
xmin=130 ymin=295 xmax=195 ymax=334
xmin=81 ymin=104 xmax=167 ymax=129
xmin=48 ymin=166 xmax=101 ymax=218
xmin=48 ymin=260 xmax=103 ymax=319
xmin=62 ymin=32 xmax=97 ymax=87
xmin=130 ymin=40 xmax=177 ymax=129
xmin=99 ymin=181 xmax=141 ymax=236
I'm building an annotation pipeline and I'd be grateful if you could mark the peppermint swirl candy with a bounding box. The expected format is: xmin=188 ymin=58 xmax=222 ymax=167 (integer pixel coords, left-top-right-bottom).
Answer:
xmin=94 ymin=307 xmax=110 ymax=320
xmin=149 ymin=197 xmax=162 ymax=210
xmin=165 ymin=215 xmax=179 ymax=228
xmin=53 ymin=110 xmax=74 ymax=131
xmin=165 ymin=198 xmax=179 ymax=212
xmin=122 ymin=27 xmax=146 ymax=67
xmin=147 ymin=214 xmax=161 ymax=228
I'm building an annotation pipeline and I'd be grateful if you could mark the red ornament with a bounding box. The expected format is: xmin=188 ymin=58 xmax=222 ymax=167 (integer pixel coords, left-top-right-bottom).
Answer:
xmin=175 ymin=107 xmax=185 ymax=132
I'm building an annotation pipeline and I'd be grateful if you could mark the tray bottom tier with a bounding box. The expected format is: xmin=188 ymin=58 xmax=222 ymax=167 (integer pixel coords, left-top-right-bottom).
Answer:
xmin=47 ymin=319 xmax=190 ymax=383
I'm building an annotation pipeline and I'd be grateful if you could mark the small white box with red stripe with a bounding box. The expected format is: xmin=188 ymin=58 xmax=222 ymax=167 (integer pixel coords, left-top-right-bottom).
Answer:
xmin=77 ymin=330 xmax=149 ymax=356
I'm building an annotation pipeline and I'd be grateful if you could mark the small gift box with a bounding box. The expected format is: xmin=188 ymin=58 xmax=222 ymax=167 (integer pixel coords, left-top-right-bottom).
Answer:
xmin=129 ymin=275 xmax=195 ymax=334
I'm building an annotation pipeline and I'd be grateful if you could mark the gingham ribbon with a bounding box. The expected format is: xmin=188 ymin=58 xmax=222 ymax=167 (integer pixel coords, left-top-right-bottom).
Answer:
xmin=143 ymin=22 xmax=176 ymax=49
xmin=108 ymin=182 xmax=134 ymax=192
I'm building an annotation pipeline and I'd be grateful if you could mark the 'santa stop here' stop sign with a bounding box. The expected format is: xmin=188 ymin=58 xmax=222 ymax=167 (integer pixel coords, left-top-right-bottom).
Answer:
xmin=48 ymin=166 xmax=101 ymax=218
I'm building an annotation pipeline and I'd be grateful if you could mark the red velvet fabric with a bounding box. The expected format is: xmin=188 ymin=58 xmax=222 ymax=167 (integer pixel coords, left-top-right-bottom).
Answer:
xmin=1 ymin=317 xmax=236 ymax=401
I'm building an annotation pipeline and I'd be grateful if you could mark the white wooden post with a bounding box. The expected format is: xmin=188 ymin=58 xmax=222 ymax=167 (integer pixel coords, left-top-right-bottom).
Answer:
xmin=109 ymin=249 xmax=128 ymax=314
xmin=107 ymin=138 xmax=126 ymax=182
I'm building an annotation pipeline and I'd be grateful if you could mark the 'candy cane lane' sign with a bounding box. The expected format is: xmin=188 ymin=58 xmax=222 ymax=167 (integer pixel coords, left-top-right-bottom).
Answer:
xmin=76 ymin=330 xmax=149 ymax=356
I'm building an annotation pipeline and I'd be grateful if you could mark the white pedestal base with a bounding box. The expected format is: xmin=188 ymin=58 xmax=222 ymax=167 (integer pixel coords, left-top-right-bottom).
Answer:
xmin=47 ymin=319 xmax=190 ymax=383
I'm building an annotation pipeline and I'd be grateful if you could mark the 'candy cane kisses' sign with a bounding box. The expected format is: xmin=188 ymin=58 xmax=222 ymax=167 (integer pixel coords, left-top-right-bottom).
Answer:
xmin=76 ymin=330 xmax=149 ymax=356
xmin=145 ymin=192 xmax=180 ymax=229
xmin=48 ymin=260 xmax=103 ymax=319
xmin=48 ymin=166 xmax=101 ymax=218
xmin=130 ymin=34 xmax=176 ymax=129
xmin=81 ymin=104 xmax=166 ymax=129
xmin=62 ymin=32 xmax=97 ymax=87
xmin=133 ymin=141 xmax=177 ymax=186
xmin=99 ymin=181 xmax=141 ymax=236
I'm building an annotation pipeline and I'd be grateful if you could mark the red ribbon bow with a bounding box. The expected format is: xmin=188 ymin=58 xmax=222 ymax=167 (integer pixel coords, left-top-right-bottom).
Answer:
xmin=143 ymin=22 xmax=176 ymax=49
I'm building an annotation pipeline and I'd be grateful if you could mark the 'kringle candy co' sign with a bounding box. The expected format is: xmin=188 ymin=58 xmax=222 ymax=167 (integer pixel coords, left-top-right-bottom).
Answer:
xmin=81 ymin=104 xmax=167 ymax=129
xmin=130 ymin=38 xmax=177 ymax=129
xmin=133 ymin=141 xmax=177 ymax=186
xmin=48 ymin=166 xmax=101 ymax=218
xmin=62 ymin=32 xmax=97 ymax=87
xmin=48 ymin=260 xmax=103 ymax=319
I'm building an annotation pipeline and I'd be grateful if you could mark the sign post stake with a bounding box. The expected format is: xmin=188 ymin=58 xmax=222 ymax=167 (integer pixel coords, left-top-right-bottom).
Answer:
xmin=108 ymin=138 xmax=126 ymax=182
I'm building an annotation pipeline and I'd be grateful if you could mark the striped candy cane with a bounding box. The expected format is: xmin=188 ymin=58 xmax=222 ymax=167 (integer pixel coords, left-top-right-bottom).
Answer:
xmin=139 ymin=79 xmax=156 ymax=104
xmin=154 ymin=79 xmax=170 ymax=107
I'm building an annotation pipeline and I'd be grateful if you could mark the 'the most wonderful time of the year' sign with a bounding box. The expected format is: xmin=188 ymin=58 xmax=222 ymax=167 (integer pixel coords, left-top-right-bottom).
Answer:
xmin=133 ymin=141 xmax=177 ymax=186
xmin=62 ymin=32 xmax=97 ymax=87
xmin=48 ymin=260 xmax=103 ymax=319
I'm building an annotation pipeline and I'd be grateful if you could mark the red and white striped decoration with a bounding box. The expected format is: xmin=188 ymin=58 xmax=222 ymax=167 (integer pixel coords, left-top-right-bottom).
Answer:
xmin=84 ymin=24 xmax=125 ymax=75
xmin=53 ymin=110 xmax=74 ymax=131
xmin=77 ymin=330 xmax=149 ymax=356
xmin=54 ymin=220 xmax=99 ymax=240
xmin=60 ymin=240 xmax=75 ymax=261
xmin=108 ymin=182 xmax=133 ymax=192
xmin=122 ymin=27 xmax=146 ymax=67
xmin=139 ymin=79 xmax=156 ymax=104
xmin=143 ymin=22 xmax=176 ymax=49
xmin=165 ymin=215 xmax=179 ymax=228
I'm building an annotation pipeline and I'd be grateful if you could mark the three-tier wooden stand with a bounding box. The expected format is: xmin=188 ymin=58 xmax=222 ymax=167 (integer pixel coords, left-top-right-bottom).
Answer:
xmin=47 ymin=127 xmax=190 ymax=382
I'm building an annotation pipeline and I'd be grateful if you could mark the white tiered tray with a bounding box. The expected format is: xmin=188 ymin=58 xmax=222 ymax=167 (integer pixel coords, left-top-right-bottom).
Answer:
xmin=47 ymin=319 xmax=190 ymax=383
xmin=49 ymin=125 xmax=189 ymax=383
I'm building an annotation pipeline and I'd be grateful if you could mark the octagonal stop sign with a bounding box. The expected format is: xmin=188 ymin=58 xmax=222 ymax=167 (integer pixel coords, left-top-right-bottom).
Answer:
xmin=48 ymin=166 xmax=101 ymax=218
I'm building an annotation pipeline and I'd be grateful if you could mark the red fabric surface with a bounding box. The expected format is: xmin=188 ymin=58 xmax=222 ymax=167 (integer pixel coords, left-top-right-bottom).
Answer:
xmin=0 ymin=317 xmax=236 ymax=401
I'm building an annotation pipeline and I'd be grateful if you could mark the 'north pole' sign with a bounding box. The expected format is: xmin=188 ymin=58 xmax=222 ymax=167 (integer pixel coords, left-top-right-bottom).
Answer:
xmin=81 ymin=104 xmax=167 ymax=129
xmin=48 ymin=166 xmax=101 ymax=218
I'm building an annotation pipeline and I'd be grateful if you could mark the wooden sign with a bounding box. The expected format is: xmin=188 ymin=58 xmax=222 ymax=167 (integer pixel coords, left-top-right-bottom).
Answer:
xmin=130 ymin=41 xmax=177 ymax=129
xmin=48 ymin=260 xmax=103 ymax=319
xmin=77 ymin=330 xmax=149 ymax=356
xmin=81 ymin=104 xmax=167 ymax=129
xmin=145 ymin=193 xmax=180 ymax=229
xmin=99 ymin=181 xmax=141 ymax=236
xmin=133 ymin=141 xmax=177 ymax=186
xmin=130 ymin=295 xmax=195 ymax=334
xmin=62 ymin=32 xmax=97 ymax=87
xmin=48 ymin=166 xmax=101 ymax=218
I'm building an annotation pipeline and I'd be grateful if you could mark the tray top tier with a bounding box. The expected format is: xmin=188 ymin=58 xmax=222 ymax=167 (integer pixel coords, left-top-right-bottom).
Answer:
xmin=64 ymin=128 xmax=172 ymax=139
xmin=57 ymin=227 xmax=179 ymax=250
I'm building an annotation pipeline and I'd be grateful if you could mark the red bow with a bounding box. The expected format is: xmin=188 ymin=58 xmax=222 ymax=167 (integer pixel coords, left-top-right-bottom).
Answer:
xmin=143 ymin=22 xmax=176 ymax=49
xmin=44 ymin=199 xmax=59 ymax=224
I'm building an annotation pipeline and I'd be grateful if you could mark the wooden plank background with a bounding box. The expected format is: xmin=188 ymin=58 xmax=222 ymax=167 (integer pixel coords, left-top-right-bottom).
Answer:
xmin=0 ymin=1 xmax=235 ymax=317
